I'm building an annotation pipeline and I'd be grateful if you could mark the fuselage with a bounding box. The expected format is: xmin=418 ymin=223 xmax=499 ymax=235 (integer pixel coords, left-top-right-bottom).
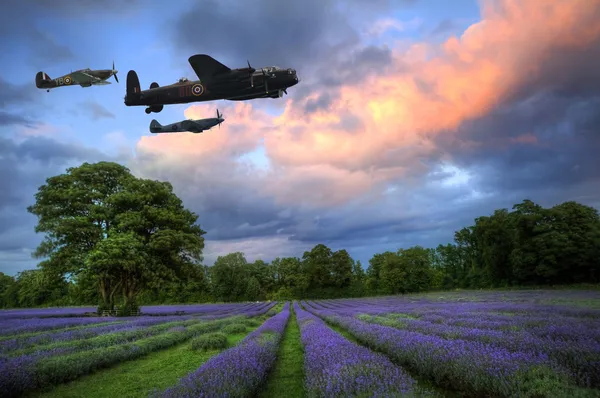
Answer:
xmin=125 ymin=67 xmax=298 ymax=107
xmin=150 ymin=117 xmax=223 ymax=133
xmin=35 ymin=68 xmax=116 ymax=90
xmin=83 ymin=69 xmax=114 ymax=80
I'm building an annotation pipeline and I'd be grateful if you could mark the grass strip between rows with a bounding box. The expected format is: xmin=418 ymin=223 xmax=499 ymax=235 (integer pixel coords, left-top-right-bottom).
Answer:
xmin=2 ymin=315 xmax=263 ymax=397
xmin=258 ymin=303 xmax=305 ymax=398
xmin=32 ymin=318 xmax=265 ymax=398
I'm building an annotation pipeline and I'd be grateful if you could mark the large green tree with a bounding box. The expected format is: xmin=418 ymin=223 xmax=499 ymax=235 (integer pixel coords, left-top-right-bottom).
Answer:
xmin=27 ymin=161 xmax=206 ymax=312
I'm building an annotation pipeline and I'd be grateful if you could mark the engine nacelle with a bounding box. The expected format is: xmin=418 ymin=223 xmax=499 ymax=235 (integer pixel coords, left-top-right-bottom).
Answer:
xmin=145 ymin=104 xmax=164 ymax=114
xmin=268 ymin=89 xmax=284 ymax=98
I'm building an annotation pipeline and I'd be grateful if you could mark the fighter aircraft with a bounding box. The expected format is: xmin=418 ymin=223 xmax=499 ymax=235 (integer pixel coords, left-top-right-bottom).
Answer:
xmin=124 ymin=54 xmax=299 ymax=114
xmin=35 ymin=62 xmax=119 ymax=92
xmin=149 ymin=109 xmax=225 ymax=134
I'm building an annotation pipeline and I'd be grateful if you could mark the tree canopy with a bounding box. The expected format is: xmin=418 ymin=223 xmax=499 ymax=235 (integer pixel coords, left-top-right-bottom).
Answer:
xmin=25 ymin=161 xmax=206 ymax=312
xmin=1 ymin=160 xmax=598 ymax=309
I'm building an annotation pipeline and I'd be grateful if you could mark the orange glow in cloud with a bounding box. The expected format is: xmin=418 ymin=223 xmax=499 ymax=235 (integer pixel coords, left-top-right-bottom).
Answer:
xmin=136 ymin=0 xmax=600 ymax=206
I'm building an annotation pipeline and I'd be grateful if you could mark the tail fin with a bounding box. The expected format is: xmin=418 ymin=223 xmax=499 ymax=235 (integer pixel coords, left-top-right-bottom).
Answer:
xmin=149 ymin=119 xmax=162 ymax=133
xmin=127 ymin=70 xmax=141 ymax=96
xmin=35 ymin=71 xmax=53 ymax=89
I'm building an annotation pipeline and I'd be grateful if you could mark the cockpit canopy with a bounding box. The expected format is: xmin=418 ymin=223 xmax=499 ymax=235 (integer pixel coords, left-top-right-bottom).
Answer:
xmin=178 ymin=77 xmax=189 ymax=83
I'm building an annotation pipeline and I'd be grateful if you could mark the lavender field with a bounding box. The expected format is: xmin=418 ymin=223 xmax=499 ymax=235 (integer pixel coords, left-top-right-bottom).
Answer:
xmin=1 ymin=290 xmax=599 ymax=397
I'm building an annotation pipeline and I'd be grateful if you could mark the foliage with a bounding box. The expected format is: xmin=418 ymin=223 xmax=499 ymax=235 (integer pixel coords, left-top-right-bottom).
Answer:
xmin=4 ymin=162 xmax=599 ymax=310
xmin=25 ymin=162 xmax=206 ymax=313
xmin=190 ymin=332 xmax=228 ymax=351
xmin=222 ymin=323 xmax=247 ymax=334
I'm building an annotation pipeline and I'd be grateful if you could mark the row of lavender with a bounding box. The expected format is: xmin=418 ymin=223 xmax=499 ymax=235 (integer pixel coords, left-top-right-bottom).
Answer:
xmin=304 ymin=297 xmax=600 ymax=397
xmin=158 ymin=301 xmax=436 ymax=397
xmin=0 ymin=302 xmax=260 ymax=333
xmin=155 ymin=302 xmax=291 ymax=397
xmin=0 ymin=302 xmax=276 ymax=397
xmin=293 ymin=302 xmax=421 ymax=397
xmin=0 ymin=302 xmax=271 ymax=358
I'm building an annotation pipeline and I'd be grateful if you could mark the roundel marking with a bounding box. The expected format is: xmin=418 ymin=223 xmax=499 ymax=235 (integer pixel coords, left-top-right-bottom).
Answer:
xmin=191 ymin=84 xmax=204 ymax=96
xmin=64 ymin=76 xmax=72 ymax=85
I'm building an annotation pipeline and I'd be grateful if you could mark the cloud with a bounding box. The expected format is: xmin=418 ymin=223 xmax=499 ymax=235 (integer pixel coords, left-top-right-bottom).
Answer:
xmin=429 ymin=19 xmax=460 ymax=37
xmin=79 ymin=100 xmax=116 ymax=120
xmin=367 ymin=17 xmax=423 ymax=37
xmin=129 ymin=0 xmax=600 ymax=260
xmin=0 ymin=133 xmax=116 ymax=276
xmin=0 ymin=112 xmax=38 ymax=127
xmin=3 ymin=0 xmax=600 ymax=275
xmin=0 ymin=0 xmax=142 ymax=68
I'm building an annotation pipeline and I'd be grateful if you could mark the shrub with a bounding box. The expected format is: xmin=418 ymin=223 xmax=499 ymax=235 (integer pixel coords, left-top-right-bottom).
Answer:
xmin=222 ymin=323 xmax=247 ymax=334
xmin=191 ymin=333 xmax=228 ymax=351
xmin=242 ymin=318 xmax=261 ymax=327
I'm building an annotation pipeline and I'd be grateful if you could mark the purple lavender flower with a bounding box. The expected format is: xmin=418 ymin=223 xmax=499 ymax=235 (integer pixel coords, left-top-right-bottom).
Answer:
xmin=294 ymin=302 xmax=416 ymax=397
xmin=157 ymin=302 xmax=290 ymax=398
xmin=0 ymin=302 xmax=276 ymax=397
xmin=303 ymin=301 xmax=571 ymax=397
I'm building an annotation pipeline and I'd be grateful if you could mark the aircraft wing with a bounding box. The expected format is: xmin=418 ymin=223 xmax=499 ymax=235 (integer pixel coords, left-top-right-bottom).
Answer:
xmin=69 ymin=71 xmax=95 ymax=84
xmin=188 ymin=54 xmax=231 ymax=83
xmin=181 ymin=120 xmax=204 ymax=132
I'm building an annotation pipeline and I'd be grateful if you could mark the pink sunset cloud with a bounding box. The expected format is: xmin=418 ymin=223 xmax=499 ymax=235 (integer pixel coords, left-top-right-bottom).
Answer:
xmin=135 ymin=0 xmax=600 ymax=208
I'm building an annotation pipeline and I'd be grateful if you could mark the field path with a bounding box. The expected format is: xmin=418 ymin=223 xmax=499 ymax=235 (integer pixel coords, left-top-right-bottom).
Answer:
xmin=33 ymin=328 xmax=258 ymax=398
xmin=258 ymin=304 xmax=305 ymax=398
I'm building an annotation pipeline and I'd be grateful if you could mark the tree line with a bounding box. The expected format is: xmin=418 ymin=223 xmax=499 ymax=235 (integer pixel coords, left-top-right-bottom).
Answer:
xmin=0 ymin=162 xmax=599 ymax=309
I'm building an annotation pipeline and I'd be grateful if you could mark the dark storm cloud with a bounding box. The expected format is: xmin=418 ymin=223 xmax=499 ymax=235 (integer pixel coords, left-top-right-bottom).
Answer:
xmin=429 ymin=19 xmax=459 ymax=36
xmin=0 ymin=79 xmax=37 ymax=106
xmin=0 ymin=79 xmax=41 ymax=126
xmin=130 ymin=152 xmax=298 ymax=242
xmin=171 ymin=0 xmax=396 ymax=95
xmin=304 ymin=93 xmax=334 ymax=114
xmin=313 ymin=45 xmax=394 ymax=88
xmin=79 ymin=100 xmax=116 ymax=120
xmin=0 ymin=6 xmax=73 ymax=65
xmin=0 ymin=135 xmax=116 ymax=275
xmin=0 ymin=112 xmax=37 ymax=127
xmin=0 ymin=0 xmax=141 ymax=67
xmin=172 ymin=0 xmax=357 ymax=67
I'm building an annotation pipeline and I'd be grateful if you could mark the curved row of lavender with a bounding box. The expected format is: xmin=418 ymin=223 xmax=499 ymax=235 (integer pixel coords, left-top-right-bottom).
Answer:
xmin=303 ymin=300 xmax=582 ymax=397
xmin=155 ymin=302 xmax=290 ymax=398
xmin=294 ymin=301 xmax=417 ymax=397
xmin=0 ymin=302 xmax=276 ymax=397
xmin=309 ymin=296 xmax=600 ymax=388
xmin=0 ymin=302 xmax=267 ymax=337
xmin=1 ymin=302 xmax=274 ymax=359
xmin=357 ymin=312 xmax=600 ymax=387
xmin=0 ymin=302 xmax=261 ymax=321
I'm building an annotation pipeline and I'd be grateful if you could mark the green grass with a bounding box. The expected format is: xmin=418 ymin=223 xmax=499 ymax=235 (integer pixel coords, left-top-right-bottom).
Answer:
xmin=32 ymin=327 xmax=259 ymax=398
xmin=258 ymin=304 xmax=305 ymax=398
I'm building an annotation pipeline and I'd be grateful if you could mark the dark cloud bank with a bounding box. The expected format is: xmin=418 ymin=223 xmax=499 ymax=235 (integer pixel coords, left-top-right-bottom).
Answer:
xmin=1 ymin=0 xmax=599 ymax=274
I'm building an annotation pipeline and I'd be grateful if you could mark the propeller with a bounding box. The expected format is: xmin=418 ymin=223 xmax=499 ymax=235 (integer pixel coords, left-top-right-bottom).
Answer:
xmin=261 ymin=68 xmax=269 ymax=93
xmin=112 ymin=61 xmax=119 ymax=83
xmin=247 ymin=60 xmax=256 ymax=87
xmin=216 ymin=109 xmax=224 ymax=129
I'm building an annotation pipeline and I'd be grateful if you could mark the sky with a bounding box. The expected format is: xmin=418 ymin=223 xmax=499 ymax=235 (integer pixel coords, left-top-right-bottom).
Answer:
xmin=1 ymin=0 xmax=599 ymax=276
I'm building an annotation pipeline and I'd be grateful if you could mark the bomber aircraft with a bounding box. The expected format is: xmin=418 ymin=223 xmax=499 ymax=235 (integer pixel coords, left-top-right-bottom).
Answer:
xmin=149 ymin=109 xmax=225 ymax=134
xmin=36 ymin=62 xmax=119 ymax=92
xmin=124 ymin=54 xmax=299 ymax=114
